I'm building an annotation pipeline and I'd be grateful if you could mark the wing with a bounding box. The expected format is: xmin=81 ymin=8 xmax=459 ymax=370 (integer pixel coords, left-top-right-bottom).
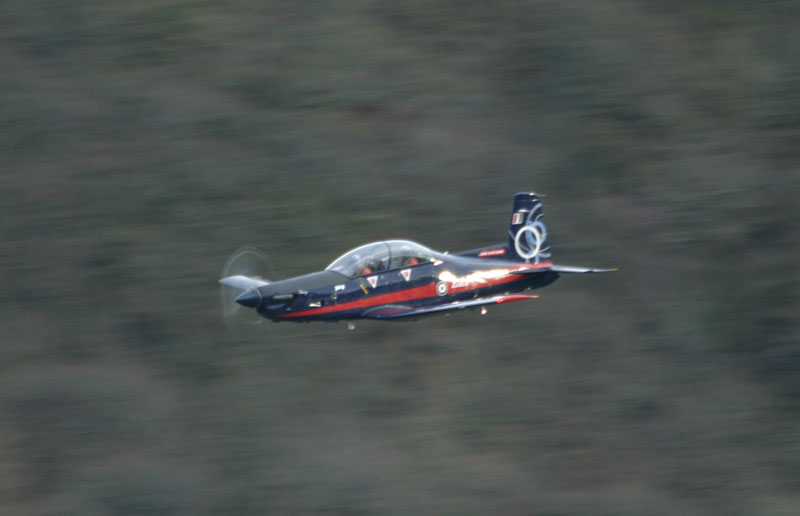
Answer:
xmin=549 ymin=265 xmax=617 ymax=274
xmin=362 ymin=294 xmax=537 ymax=320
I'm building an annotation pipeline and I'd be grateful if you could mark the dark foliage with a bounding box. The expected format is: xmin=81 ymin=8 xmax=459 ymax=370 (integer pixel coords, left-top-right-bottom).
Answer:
xmin=1 ymin=1 xmax=798 ymax=514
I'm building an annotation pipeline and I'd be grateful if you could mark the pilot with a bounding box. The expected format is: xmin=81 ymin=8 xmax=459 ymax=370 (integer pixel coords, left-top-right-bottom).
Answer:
xmin=358 ymin=257 xmax=374 ymax=276
xmin=399 ymin=245 xmax=420 ymax=267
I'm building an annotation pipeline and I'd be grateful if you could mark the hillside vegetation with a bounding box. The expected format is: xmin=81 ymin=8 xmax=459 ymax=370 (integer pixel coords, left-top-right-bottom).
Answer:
xmin=1 ymin=1 xmax=798 ymax=514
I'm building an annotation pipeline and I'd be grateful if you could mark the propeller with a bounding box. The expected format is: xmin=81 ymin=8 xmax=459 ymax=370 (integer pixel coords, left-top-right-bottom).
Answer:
xmin=219 ymin=247 xmax=274 ymax=329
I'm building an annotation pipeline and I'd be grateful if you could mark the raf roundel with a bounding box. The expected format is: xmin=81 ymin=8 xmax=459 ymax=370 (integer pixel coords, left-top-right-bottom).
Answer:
xmin=436 ymin=281 xmax=449 ymax=296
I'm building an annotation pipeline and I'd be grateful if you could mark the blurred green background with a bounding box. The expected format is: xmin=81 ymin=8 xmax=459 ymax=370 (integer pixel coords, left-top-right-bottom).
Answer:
xmin=2 ymin=1 xmax=799 ymax=514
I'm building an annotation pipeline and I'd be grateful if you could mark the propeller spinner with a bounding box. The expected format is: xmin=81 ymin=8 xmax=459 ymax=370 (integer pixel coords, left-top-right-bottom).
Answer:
xmin=219 ymin=247 xmax=273 ymax=329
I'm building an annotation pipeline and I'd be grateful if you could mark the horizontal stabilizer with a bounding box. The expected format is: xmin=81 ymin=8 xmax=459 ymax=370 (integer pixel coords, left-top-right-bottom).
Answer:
xmin=363 ymin=294 xmax=537 ymax=320
xmin=550 ymin=265 xmax=617 ymax=274
xmin=219 ymin=275 xmax=270 ymax=291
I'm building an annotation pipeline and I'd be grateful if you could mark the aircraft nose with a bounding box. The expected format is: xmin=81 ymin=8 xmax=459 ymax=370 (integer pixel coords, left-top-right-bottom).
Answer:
xmin=235 ymin=289 xmax=262 ymax=308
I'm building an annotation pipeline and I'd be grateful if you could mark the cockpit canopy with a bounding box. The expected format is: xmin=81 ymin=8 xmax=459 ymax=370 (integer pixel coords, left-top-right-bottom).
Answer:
xmin=326 ymin=240 xmax=436 ymax=278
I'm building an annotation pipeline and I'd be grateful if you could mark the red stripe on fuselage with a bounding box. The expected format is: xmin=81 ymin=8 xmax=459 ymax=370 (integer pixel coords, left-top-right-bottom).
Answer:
xmin=277 ymin=261 xmax=552 ymax=319
xmin=277 ymin=284 xmax=438 ymax=318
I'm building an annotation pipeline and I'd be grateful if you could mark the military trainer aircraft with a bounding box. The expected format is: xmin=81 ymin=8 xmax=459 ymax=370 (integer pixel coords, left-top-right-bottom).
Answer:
xmin=220 ymin=192 xmax=614 ymax=328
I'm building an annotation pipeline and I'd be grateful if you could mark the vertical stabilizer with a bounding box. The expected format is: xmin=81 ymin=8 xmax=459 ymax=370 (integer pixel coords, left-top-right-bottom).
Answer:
xmin=508 ymin=192 xmax=551 ymax=263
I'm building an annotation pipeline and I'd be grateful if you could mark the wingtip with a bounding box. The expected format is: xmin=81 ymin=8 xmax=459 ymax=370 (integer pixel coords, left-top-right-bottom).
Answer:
xmin=496 ymin=294 xmax=539 ymax=303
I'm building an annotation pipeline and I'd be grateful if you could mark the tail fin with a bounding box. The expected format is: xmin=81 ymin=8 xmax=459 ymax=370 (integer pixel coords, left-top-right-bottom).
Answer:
xmin=508 ymin=192 xmax=551 ymax=263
